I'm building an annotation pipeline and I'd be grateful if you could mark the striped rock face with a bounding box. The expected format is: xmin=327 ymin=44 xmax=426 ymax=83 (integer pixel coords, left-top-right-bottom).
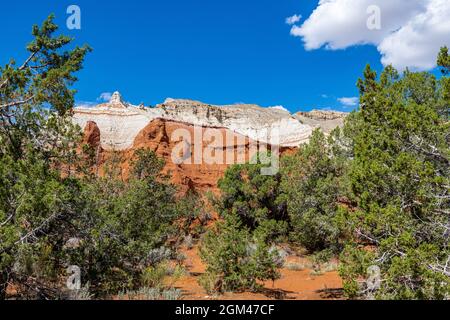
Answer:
xmin=73 ymin=92 xmax=346 ymax=151
xmin=73 ymin=92 xmax=348 ymax=192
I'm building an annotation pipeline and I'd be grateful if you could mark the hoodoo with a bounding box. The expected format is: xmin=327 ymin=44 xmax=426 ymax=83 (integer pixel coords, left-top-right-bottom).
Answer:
xmin=109 ymin=91 xmax=127 ymax=108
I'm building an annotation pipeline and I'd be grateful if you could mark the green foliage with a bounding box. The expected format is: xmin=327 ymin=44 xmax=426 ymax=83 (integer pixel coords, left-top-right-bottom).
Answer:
xmin=199 ymin=214 xmax=280 ymax=294
xmin=176 ymin=191 xmax=209 ymax=240
xmin=0 ymin=16 xmax=91 ymax=299
xmin=142 ymin=262 xmax=172 ymax=289
xmin=437 ymin=46 xmax=449 ymax=75
xmin=66 ymin=149 xmax=185 ymax=295
xmin=2 ymin=15 xmax=449 ymax=302
xmin=200 ymin=156 xmax=287 ymax=294
xmin=130 ymin=148 xmax=165 ymax=180
xmin=339 ymin=53 xmax=450 ymax=299
xmin=0 ymin=15 xmax=91 ymax=160
xmin=0 ymin=150 xmax=85 ymax=298
xmin=281 ymin=129 xmax=348 ymax=253
xmin=437 ymin=47 xmax=450 ymax=119
xmin=216 ymin=161 xmax=288 ymax=242
xmin=311 ymin=249 xmax=334 ymax=268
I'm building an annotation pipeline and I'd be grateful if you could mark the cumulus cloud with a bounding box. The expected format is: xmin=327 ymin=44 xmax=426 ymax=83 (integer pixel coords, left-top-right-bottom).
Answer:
xmin=289 ymin=0 xmax=450 ymax=70
xmin=97 ymin=92 xmax=113 ymax=102
xmin=76 ymin=92 xmax=113 ymax=108
xmin=286 ymin=14 xmax=302 ymax=25
xmin=338 ymin=97 xmax=359 ymax=107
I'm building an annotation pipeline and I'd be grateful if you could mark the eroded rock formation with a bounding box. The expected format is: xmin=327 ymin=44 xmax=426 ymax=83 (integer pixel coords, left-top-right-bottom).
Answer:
xmin=74 ymin=92 xmax=347 ymax=192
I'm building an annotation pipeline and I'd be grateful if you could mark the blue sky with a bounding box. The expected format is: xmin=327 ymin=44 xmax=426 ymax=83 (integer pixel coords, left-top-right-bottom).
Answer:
xmin=1 ymin=0 xmax=446 ymax=113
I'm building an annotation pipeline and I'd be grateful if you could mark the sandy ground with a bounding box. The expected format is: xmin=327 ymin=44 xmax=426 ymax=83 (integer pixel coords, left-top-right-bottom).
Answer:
xmin=174 ymin=247 xmax=344 ymax=301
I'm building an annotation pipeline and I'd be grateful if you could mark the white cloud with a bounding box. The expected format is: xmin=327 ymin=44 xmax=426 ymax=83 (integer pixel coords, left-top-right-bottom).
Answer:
xmin=286 ymin=14 xmax=302 ymax=26
xmin=97 ymin=92 xmax=113 ymax=102
xmin=378 ymin=0 xmax=450 ymax=70
xmin=76 ymin=92 xmax=113 ymax=108
xmin=338 ymin=97 xmax=359 ymax=107
xmin=290 ymin=0 xmax=450 ymax=71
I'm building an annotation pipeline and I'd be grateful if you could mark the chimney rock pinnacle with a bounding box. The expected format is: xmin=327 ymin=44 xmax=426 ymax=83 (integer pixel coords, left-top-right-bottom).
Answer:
xmin=110 ymin=91 xmax=124 ymax=104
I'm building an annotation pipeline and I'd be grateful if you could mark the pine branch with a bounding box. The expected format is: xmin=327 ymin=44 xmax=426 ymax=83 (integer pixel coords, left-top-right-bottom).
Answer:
xmin=0 ymin=51 xmax=39 ymax=89
xmin=0 ymin=96 xmax=34 ymax=109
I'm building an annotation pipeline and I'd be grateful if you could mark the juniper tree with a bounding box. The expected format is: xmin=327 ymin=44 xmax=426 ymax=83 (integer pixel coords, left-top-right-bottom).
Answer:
xmin=0 ymin=15 xmax=90 ymax=299
xmin=280 ymin=129 xmax=348 ymax=253
xmin=67 ymin=149 xmax=186 ymax=295
xmin=339 ymin=51 xmax=450 ymax=299
xmin=199 ymin=158 xmax=286 ymax=294
xmin=199 ymin=214 xmax=280 ymax=294
xmin=215 ymin=161 xmax=289 ymax=242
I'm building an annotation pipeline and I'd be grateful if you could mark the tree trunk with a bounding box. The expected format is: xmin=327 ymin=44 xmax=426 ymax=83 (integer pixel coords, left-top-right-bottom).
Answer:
xmin=0 ymin=268 xmax=10 ymax=300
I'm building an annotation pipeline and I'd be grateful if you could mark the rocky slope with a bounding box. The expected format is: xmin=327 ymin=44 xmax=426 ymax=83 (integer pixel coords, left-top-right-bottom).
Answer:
xmin=294 ymin=110 xmax=348 ymax=135
xmin=81 ymin=118 xmax=292 ymax=193
xmin=74 ymin=92 xmax=319 ymax=150
xmin=74 ymin=92 xmax=152 ymax=150
xmin=74 ymin=92 xmax=347 ymax=192
xmin=156 ymin=99 xmax=313 ymax=147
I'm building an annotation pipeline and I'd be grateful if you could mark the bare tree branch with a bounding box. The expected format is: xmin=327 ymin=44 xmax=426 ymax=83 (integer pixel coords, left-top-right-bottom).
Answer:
xmin=0 ymin=211 xmax=63 ymax=256
xmin=0 ymin=51 xmax=38 ymax=90
xmin=429 ymin=256 xmax=450 ymax=277
xmin=0 ymin=96 xmax=34 ymax=110
xmin=407 ymin=135 xmax=449 ymax=165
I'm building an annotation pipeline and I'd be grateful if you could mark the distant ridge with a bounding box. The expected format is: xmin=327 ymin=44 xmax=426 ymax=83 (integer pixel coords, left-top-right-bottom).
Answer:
xmin=74 ymin=92 xmax=347 ymax=151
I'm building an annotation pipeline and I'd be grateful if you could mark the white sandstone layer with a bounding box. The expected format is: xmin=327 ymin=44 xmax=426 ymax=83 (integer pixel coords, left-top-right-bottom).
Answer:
xmin=73 ymin=92 xmax=345 ymax=151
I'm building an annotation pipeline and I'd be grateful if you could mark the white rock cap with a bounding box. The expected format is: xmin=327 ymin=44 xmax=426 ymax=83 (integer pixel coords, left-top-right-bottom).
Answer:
xmin=110 ymin=91 xmax=125 ymax=105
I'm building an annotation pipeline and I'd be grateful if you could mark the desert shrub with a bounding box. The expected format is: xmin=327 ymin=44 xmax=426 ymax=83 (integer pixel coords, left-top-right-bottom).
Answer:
xmin=199 ymin=214 xmax=280 ymax=294
xmin=284 ymin=261 xmax=311 ymax=271
xmin=146 ymin=247 xmax=173 ymax=266
xmin=280 ymin=129 xmax=348 ymax=253
xmin=141 ymin=261 xmax=186 ymax=289
xmin=268 ymin=246 xmax=289 ymax=268
xmin=68 ymin=283 xmax=93 ymax=301
xmin=175 ymin=253 xmax=188 ymax=264
xmin=310 ymin=249 xmax=334 ymax=274
xmin=119 ymin=261 xmax=184 ymax=301
xmin=215 ymin=161 xmax=289 ymax=242
xmin=142 ymin=263 xmax=169 ymax=289
xmin=118 ymin=287 xmax=159 ymax=300
xmin=200 ymin=156 xmax=289 ymax=294
xmin=161 ymin=288 xmax=183 ymax=300
xmin=65 ymin=149 xmax=188 ymax=296
xmin=176 ymin=191 xmax=208 ymax=240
